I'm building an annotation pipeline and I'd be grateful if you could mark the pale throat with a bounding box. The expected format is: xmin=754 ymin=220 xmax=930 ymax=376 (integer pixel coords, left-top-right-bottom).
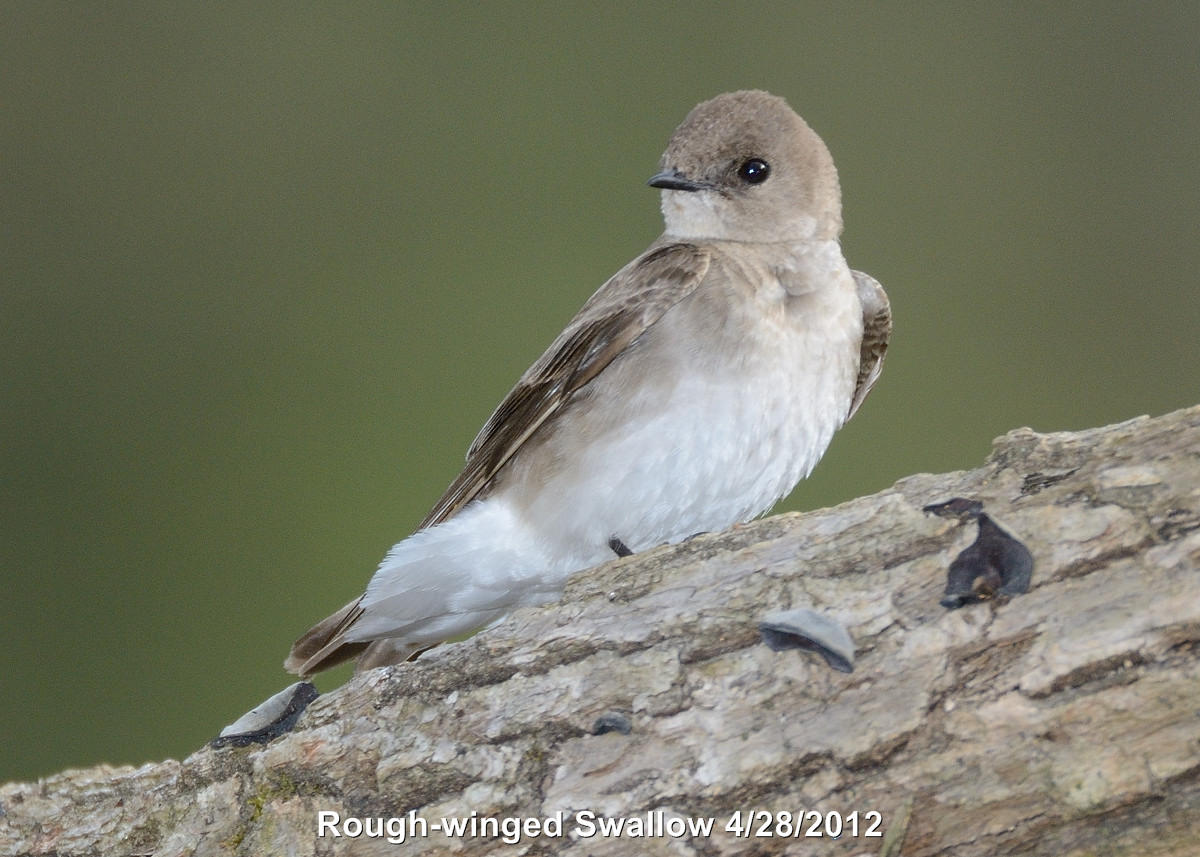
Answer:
xmin=659 ymin=190 xmax=828 ymax=244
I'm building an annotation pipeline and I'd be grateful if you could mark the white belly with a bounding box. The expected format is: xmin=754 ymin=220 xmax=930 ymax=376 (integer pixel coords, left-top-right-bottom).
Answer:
xmin=352 ymin=243 xmax=865 ymax=645
xmin=510 ymin=258 xmax=863 ymax=577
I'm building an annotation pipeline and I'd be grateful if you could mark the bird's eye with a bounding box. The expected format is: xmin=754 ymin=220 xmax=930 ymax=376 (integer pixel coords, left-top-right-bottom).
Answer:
xmin=737 ymin=158 xmax=770 ymax=184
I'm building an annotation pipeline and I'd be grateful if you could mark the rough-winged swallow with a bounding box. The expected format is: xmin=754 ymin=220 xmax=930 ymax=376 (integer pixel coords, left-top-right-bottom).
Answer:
xmin=286 ymin=90 xmax=891 ymax=677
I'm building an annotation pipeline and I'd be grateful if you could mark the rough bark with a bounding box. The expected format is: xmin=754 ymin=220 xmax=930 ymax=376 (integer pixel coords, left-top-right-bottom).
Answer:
xmin=3 ymin=405 xmax=1199 ymax=857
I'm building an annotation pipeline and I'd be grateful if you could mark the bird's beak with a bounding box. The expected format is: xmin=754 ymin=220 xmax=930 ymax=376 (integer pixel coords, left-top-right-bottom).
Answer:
xmin=647 ymin=169 xmax=707 ymax=192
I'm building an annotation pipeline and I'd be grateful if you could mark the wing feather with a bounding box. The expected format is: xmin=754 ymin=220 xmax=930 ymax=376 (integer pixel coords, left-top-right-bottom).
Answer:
xmin=846 ymin=270 xmax=891 ymax=421
xmin=287 ymin=241 xmax=710 ymax=675
xmin=419 ymin=242 xmax=710 ymax=528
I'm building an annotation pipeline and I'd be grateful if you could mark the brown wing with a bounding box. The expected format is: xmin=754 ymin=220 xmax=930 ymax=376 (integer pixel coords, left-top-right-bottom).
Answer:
xmin=419 ymin=241 xmax=711 ymax=528
xmin=286 ymin=241 xmax=710 ymax=676
xmin=284 ymin=599 xmax=366 ymax=675
xmin=846 ymin=270 xmax=891 ymax=421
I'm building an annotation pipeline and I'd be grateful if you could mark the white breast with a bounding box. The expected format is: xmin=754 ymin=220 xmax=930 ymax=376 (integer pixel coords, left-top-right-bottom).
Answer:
xmin=511 ymin=240 xmax=863 ymax=579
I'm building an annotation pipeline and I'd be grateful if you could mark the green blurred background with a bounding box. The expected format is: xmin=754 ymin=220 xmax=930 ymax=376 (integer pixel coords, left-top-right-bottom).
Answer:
xmin=3 ymin=3 xmax=1198 ymax=783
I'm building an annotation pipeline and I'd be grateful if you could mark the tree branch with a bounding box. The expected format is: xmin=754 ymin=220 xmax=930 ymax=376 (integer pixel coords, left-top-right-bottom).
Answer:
xmin=4 ymin=405 xmax=1199 ymax=856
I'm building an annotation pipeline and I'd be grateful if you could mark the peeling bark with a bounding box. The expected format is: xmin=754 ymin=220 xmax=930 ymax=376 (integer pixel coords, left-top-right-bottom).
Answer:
xmin=3 ymin=405 xmax=1199 ymax=857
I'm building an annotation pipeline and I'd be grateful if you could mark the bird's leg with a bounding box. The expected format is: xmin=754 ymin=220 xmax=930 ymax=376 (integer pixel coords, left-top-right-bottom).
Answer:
xmin=608 ymin=536 xmax=633 ymax=557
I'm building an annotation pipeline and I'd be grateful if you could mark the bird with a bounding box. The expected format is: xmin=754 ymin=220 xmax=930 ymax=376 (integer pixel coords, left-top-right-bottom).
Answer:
xmin=286 ymin=90 xmax=890 ymax=677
